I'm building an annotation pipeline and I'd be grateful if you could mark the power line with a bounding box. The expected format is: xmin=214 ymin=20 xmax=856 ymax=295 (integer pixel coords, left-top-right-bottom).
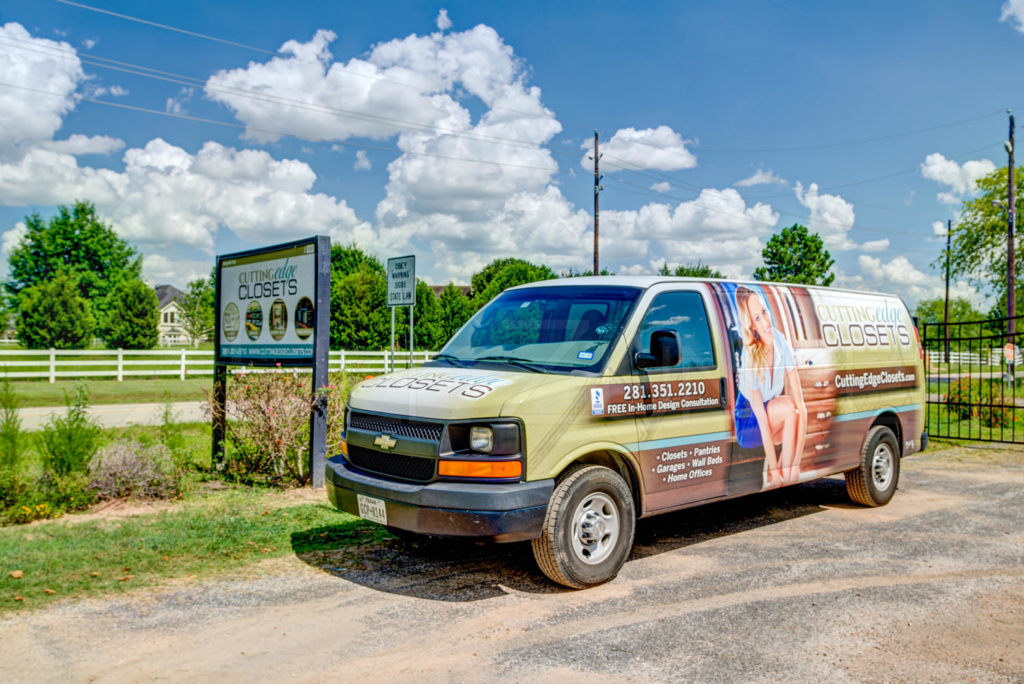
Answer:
xmin=55 ymin=0 xmax=277 ymax=54
xmin=0 ymin=81 xmax=568 ymax=174
xmin=1 ymin=35 xmax=589 ymax=161
xmin=54 ymin=0 xmax=569 ymax=125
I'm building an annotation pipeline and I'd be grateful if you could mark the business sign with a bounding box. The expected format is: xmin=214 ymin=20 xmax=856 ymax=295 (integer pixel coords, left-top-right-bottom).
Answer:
xmin=215 ymin=237 xmax=328 ymax=365
xmin=387 ymin=255 xmax=415 ymax=307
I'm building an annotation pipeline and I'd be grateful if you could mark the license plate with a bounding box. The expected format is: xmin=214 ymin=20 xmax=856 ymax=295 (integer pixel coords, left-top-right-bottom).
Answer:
xmin=356 ymin=494 xmax=388 ymax=525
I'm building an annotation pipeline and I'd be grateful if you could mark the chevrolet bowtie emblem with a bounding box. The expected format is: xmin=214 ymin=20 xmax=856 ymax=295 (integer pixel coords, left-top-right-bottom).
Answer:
xmin=374 ymin=434 xmax=397 ymax=450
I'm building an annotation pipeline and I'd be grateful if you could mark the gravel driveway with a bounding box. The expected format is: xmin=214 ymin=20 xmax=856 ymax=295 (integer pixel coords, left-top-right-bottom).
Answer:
xmin=2 ymin=446 xmax=1021 ymax=682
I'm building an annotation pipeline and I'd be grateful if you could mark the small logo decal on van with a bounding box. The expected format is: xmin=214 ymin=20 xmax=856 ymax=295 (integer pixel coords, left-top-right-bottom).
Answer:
xmin=591 ymin=388 xmax=605 ymax=415
xmin=577 ymin=350 xmax=595 ymax=360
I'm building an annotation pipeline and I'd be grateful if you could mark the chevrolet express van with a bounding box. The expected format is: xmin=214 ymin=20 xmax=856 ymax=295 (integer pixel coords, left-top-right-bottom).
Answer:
xmin=327 ymin=277 xmax=926 ymax=588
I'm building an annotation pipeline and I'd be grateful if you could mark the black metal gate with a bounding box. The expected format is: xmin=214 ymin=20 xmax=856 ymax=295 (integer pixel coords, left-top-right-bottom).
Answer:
xmin=922 ymin=316 xmax=1023 ymax=443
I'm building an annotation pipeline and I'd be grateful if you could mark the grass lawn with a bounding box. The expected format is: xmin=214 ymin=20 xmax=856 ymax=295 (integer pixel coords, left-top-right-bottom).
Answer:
xmin=0 ymin=486 xmax=388 ymax=613
xmin=11 ymin=378 xmax=210 ymax=407
xmin=925 ymin=402 xmax=1024 ymax=443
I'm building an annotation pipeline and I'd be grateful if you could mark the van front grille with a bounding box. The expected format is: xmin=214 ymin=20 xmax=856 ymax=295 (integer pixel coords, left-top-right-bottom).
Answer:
xmin=349 ymin=412 xmax=444 ymax=442
xmin=347 ymin=444 xmax=436 ymax=482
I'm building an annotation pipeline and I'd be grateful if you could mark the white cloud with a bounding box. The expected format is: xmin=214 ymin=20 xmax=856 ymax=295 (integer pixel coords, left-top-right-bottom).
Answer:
xmin=860 ymin=238 xmax=890 ymax=252
xmin=920 ymin=153 xmax=995 ymax=201
xmin=2 ymin=222 xmax=26 ymax=258
xmin=601 ymin=188 xmax=779 ymax=279
xmin=0 ymin=23 xmax=84 ymax=160
xmin=1000 ymin=0 xmax=1024 ymax=32
xmin=735 ymin=168 xmax=787 ymax=187
xmin=794 ymin=181 xmax=857 ymax=250
xmin=650 ymin=181 xmax=671 ymax=193
xmin=204 ymin=28 xmax=503 ymax=143
xmin=142 ymin=254 xmax=211 ymax=287
xmin=353 ymin=149 xmax=371 ymax=170
xmin=108 ymin=85 xmax=128 ymax=97
xmin=856 ymin=254 xmax=981 ymax=307
xmin=165 ymin=87 xmax=194 ymax=115
xmin=584 ymin=125 xmax=696 ymax=173
xmin=39 ymin=134 xmax=125 ymax=156
xmin=436 ymin=9 xmax=452 ymax=31
xmin=82 ymin=38 xmax=97 ymax=50
xmin=933 ymin=220 xmax=947 ymax=237
xmin=0 ymin=139 xmax=373 ymax=253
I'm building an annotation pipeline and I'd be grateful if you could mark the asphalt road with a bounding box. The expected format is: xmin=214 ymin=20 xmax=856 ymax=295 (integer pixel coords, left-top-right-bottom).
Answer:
xmin=1 ymin=447 xmax=1021 ymax=682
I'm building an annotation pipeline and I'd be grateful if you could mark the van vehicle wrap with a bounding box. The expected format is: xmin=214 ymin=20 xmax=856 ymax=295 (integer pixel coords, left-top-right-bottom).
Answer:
xmin=326 ymin=277 xmax=925 ymax=588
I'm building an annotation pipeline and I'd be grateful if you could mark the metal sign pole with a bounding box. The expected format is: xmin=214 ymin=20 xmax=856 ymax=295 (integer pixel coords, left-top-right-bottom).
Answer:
xmin=390 ymin=307 xmax=395 ymax=372
xmin=409 ymin=303 xmax=414 ymax=368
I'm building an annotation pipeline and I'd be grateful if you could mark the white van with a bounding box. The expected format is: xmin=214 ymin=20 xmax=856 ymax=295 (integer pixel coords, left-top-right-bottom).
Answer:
xmin=327 ymin=277 xmax=926 ymax=587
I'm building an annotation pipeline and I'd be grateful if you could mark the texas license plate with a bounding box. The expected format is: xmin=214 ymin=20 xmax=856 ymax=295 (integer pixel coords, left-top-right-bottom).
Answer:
xmin=356 ymin=494 xmax=388 ymax=525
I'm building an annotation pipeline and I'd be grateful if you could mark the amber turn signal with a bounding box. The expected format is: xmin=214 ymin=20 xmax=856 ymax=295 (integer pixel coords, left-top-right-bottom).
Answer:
xmin=438 ymin=460 xmax=522 ymax=478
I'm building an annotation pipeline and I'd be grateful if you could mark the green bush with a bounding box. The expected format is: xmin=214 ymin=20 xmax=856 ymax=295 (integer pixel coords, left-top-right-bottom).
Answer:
xmin=38 ymin=383 xmax=101 ymax=478
xmin=102 ymin=277 xmax=159 ymax=349
xmin=14 ymin=270 xmax=96 ymax=349
xmin=945 ymin=378 xmax=1018 ymax=428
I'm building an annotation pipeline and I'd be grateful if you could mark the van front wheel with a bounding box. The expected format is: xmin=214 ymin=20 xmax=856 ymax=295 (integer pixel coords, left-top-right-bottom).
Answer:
xmin=531 ymin=464 xmax=635 ymax=589
xmin=846 ymin=425 xmax=900 ymax=507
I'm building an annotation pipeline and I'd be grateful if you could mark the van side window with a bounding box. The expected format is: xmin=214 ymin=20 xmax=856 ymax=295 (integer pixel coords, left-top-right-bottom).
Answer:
xmin=635 ymin=291 xmax=715 ymax=370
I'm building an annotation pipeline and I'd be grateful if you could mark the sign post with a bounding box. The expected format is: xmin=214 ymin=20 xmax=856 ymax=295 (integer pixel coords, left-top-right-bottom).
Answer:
xmin=387 ymin=255 xmax=415 ymax=369
xmin=213 ymin=236 xmax=331 ymax=487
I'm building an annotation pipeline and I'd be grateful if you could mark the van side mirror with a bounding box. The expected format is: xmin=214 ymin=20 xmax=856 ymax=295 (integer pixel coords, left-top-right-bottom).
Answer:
xmin=635 ymin=329 xmax=680 ymax=369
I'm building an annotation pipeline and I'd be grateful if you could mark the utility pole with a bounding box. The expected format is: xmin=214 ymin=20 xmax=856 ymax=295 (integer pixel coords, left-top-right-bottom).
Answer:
xmin=593 ymin=130 xmax=601 ymax=275
xmin=944 ymin=219 xmax=951 ymax=364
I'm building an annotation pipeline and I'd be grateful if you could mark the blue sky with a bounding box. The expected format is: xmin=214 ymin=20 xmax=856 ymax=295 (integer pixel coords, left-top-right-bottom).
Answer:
xmin=1 ymin=1 xmax=1022 ymax=307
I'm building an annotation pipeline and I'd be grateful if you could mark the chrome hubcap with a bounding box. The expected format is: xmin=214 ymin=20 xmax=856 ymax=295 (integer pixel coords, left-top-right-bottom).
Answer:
xmin=871 ymin=443 xmax=894 ymax=490
xmin=571 ymin=492 xmax=619 ymax=565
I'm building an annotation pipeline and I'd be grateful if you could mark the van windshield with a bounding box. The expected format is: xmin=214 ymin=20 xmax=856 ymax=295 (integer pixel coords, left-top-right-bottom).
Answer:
xmin=432 ymin=285 xmax=642 ymax=374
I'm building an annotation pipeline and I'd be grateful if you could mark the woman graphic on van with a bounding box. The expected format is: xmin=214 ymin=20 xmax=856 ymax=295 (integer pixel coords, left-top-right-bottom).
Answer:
xmin=733 ymin=286 xmax=807 ymax=488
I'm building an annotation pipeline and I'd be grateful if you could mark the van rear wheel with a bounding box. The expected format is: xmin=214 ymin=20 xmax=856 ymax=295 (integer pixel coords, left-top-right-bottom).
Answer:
xmin=531 ymin=464 xmax=635 ymax=589
xmin=846 ymin=426 xmax=900 ymax=507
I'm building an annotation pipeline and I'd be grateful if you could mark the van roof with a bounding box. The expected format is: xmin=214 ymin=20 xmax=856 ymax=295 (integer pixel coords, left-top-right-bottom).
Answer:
xmin=506 ymin=275 xmax=900 ymax=300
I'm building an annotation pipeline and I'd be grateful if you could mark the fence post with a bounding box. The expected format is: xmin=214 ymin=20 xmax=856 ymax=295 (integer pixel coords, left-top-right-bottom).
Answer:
xmin=49 ymin=348 xmax=55 ymax=383
xmin=117 ymin=348 xmax=124 ymax=382
xmin=180 ymin=349 xmax=187 ymax=380
xmin=340 ymin=350 xmax=346 ymax=373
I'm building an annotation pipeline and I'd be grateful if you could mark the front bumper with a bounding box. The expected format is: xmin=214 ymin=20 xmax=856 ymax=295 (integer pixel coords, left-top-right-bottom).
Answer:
xmin=325 ymin=455 xmax=554 ymax=542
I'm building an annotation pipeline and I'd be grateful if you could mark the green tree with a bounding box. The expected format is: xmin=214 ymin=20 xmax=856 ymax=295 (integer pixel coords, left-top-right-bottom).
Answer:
xmin=946 ymin=167 xmax=1024 ymax=318
xmin=437 ymin=283 xmax=473 ymax=344
xmin=656 ymin=260 xmax=725 ymax=278
xmin=396 ymin=281 xmax=443 ymax=350
xmin=15 ymin=271 xmax=95 ymax=349
xmin=753 ymin=224 xmax=835 ymax=286
xmin=915 ymin=297 xmax=987 ymax=351
xmin=178 ymin=273 xmax=215 ymax=345
xmin=330 ymin=264 xmax=389 ymax=350
xmin=103 ymin=278 xmax=159 ymax=349
xmin=5 ymin=202 xmax=141 ymax=327
xmin=471 ymin=258 xmax=556 ymax=309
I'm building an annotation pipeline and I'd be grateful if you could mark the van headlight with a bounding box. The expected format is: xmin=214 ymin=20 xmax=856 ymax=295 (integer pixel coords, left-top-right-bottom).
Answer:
xmin=470 ymin=426 xmax=493 ymax=453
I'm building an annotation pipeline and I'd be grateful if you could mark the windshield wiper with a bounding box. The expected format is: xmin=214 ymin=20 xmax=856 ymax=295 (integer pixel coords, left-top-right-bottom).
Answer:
xmin=431 ymin=353 xmax=471 ymax=368
xmin=472 ymin=355 xmax=545 ymax=373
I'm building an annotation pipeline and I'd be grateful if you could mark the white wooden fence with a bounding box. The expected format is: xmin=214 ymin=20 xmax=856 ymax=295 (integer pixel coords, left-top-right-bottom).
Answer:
xmin=926 ymin=347 xmax=1022 ymax=366
xmin=0 ymin=349 xmax=437 ymax=382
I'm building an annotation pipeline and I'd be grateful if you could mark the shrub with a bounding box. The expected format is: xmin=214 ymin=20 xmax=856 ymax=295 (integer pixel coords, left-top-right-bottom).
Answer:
xmin=215 ymin=369 xmax=351 ymax=485
xmin=89 ymin=440 xmax=179 ymax=500
xmin=38 ymin=383 xmax=101 ymax=478
xmin=945 ymin=378 xmax=1018 ymax=428
xmin=0 ymin=376 xmax=24 ymax=510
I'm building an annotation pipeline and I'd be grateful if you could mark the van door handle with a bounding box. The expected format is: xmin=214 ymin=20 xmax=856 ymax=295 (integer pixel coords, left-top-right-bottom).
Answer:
xmin=719 ymin=377 xmax=727 ymax=408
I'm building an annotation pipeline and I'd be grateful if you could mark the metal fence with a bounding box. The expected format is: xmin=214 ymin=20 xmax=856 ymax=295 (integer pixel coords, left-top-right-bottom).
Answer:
xmin=0 ymin=349 xmax=437 ymax=382
xmin=922 ymin=315 xmax=1023 ymax=443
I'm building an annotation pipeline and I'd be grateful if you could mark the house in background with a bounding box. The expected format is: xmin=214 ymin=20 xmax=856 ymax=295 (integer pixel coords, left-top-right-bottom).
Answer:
xmin=155 ymin=284 xmax=189 ymax=346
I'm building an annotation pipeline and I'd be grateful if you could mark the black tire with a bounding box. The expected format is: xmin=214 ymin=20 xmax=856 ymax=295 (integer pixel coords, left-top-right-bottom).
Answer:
xmin=531 ymin=464 xmax=636 ymax=589
xmin=845 ymin=425 xmax=900 ymax=507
